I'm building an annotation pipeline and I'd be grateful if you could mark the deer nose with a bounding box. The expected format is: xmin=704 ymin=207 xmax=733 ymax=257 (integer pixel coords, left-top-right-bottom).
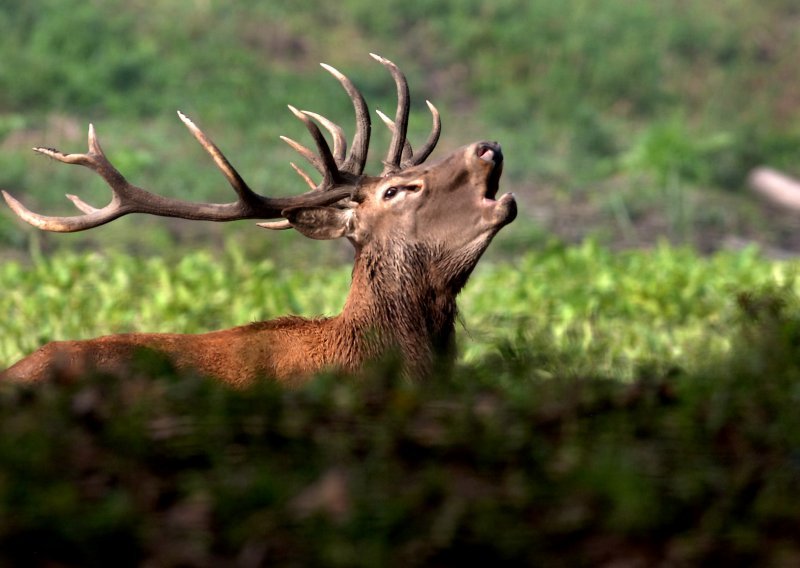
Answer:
xmin=476 ymin=142 xmax=503 ymax=166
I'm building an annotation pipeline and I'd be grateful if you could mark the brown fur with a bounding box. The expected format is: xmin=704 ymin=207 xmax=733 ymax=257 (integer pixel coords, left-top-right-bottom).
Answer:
xmin=2 ymin=237 xmax=475 ymax=385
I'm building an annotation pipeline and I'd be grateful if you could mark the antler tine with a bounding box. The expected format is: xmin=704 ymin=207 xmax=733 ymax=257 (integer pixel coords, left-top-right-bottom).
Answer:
xmin=302 ymin=111 xmax=347 ymax=164
xmin=370 ymin=53 xmax=410 ymax=174
xmin=280 ymin=111 xmax=347 ymax=176
xmin=321 ymin=63 xmax=371 ymax=175
xmin=290 ymin=162 xmax=317 ymax=190
xmin=375 ymin=109 xmax=413 ymax=163
xmin=280 ymin=135 xmax=323 ymax=174
xmin=66 ymin=193 xmax=99 ymax=214
xmin=256 ymin=219 xmax=292 ymax=231
xmin=1 ymin=188 xmax=123 ymax=232
xmin=404 ymin=100 xmax=441 ymax=167
xmin=286 ymin=105 xmax=342 ymax=188
xmin=177 ymin=111 xmax=261 ymax=207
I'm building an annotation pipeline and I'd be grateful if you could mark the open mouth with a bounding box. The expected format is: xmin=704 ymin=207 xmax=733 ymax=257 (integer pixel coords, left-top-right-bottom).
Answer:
xmin=476 ymin=142 xmax=503 ymax=200
xmin=475 ymin=141 xmax=516 ymax=226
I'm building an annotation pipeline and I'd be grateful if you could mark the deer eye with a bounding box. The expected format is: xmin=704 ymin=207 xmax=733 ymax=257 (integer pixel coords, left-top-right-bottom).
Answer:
xmin=382 ymin=184 xmax=421 ymax=201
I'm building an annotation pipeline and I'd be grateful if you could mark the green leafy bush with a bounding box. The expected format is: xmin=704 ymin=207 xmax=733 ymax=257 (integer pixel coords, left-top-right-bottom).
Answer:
xmin=0 ymin=241 xmax=785 ymax=373
xmin=3 ymin=276 xmax=800 ymax=565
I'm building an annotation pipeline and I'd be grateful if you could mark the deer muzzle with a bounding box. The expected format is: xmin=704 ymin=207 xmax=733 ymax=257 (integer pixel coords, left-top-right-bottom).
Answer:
xmin=473 ymin=141 xmax=516 ymax=227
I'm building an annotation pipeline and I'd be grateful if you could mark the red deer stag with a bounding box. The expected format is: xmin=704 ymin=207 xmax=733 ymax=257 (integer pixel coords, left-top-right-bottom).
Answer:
xmin=1 ymin=54 xmax=516 ymax=385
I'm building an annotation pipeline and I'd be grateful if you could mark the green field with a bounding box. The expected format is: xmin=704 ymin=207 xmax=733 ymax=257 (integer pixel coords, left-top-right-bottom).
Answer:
xmin=2 ymin=0 xmax=800 ymax=253
xmin=4 ymin=244 xmax=800 ymax=564
xmin=3 ymin=1 xmax=800 ymax=565
xmin=0 ymin=241 xmax=789 ymax=376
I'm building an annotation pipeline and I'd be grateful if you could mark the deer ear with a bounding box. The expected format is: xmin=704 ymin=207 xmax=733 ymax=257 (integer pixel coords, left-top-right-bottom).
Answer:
xmin=282 ymin=206 xmax=354 ymax=240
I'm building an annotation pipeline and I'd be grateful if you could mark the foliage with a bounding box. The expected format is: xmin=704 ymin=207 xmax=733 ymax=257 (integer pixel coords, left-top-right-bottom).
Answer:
xmin=0 ymin=241 xmax=787 ymax=374
xmin=2 ymin=247 xmax=800 ymax=564
xmin=2 ymin=243 xmax=800 ymax=564
xmin=3 ymin=2 xmax=800 ymax=564
xmin=1 ymin=1 xmax=800 ymax=252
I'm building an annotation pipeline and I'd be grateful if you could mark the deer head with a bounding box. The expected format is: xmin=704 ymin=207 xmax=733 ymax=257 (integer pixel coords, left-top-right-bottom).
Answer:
xmin=1 ymin=54 xmax=516 ymax=383
xmin=285 ymin=139 xmax=514 ymax=279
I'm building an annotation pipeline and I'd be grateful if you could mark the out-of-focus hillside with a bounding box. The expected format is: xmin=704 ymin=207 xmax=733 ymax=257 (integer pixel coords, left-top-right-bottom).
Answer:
xmin=1 ymin=0 xmax=800 ymax=258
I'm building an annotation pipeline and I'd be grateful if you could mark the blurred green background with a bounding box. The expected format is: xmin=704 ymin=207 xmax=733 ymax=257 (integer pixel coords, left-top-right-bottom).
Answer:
xmin=2 ymin=0 xmax=800 ymax=260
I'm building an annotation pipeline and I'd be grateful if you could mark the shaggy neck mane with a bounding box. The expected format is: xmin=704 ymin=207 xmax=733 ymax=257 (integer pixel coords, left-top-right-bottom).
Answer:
xmin=332 ymin=240 xmax=462 ymax=377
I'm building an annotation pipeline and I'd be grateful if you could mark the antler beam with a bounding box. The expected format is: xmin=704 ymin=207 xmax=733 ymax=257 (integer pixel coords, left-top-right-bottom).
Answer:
xmin=1 ymin=116 xmax=352 ymax=233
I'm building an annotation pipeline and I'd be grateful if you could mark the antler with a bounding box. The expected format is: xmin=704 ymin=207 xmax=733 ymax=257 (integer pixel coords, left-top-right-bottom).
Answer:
xmin=2 ymin=54 xmax=441 ymax=233
xmin=370 ymin=53 xmax=441 ymax=174
xmin=280 ymin=54 xmax=441 ymax=181
xmin=0 ymin=115 xmax=352 ymax=233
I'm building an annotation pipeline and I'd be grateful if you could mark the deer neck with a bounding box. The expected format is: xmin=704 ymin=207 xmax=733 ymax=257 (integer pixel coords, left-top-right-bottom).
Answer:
xmin=334 ymin=241 xmax=459 ymax=376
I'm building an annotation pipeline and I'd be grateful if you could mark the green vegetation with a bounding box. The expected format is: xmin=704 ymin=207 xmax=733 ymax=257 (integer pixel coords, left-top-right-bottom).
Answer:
xmin=2 ymin=245 xmax=800 ymax=563
xmin=0 ymin=242 xmax=784 ymax=374
xmin=2 ymin=0 xmax=800 ymax=251
xmin=3 ymin=245 xmax=800 ymax=565
xmin=3 ymin=1 xmax=800 ymax=565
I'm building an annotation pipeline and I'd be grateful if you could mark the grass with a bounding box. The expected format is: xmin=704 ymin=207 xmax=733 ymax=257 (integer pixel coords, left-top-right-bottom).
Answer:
xmin=0 ymin=240 xmax=788 ymax=374
xmin=2 ymin=1 xmax=800 ymax=253
xmin=2 ymin=247 xmax=800 ymax=564
xmin=3 ymin=203 xmax=800 ymax=566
